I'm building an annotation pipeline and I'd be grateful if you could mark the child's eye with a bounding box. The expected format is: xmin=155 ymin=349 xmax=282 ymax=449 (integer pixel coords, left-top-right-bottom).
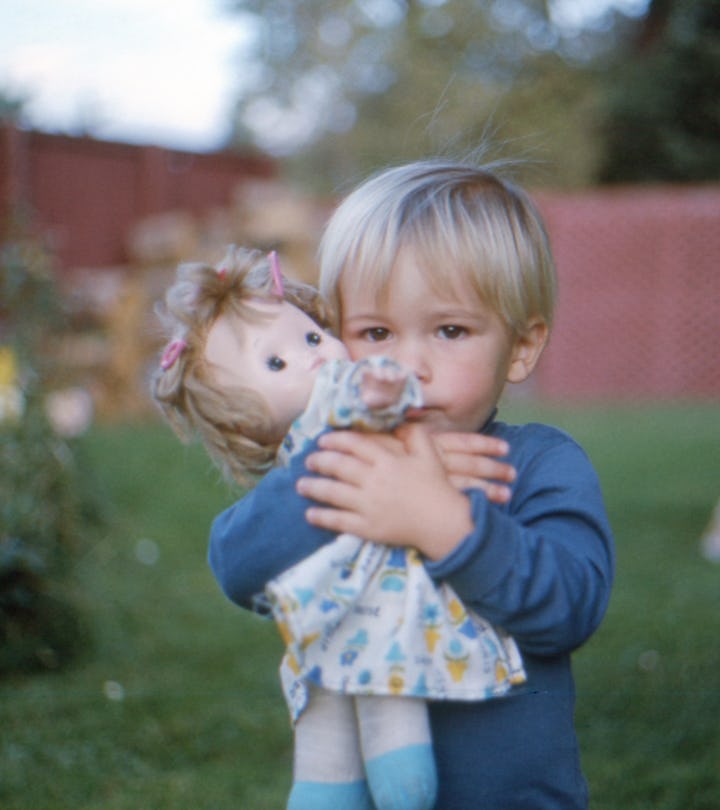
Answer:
xmin=267 ymin=355 xmax=286 ymax=371
xmin=363 ymin=327 xmax=390 ymax=343
xmin=306 ymin=331 xmax=321 ymax=346
xmin=438 ymin=325 xmax=467 ymax=340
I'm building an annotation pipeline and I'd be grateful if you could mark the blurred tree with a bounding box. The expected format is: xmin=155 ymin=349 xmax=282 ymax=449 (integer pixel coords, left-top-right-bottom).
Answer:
xmin=0 ymin=87 xmax=27 ymax=125
xmin=226 ymin=0 xmax=648 ymax=190
xmin=597 ymin=0 xmax=720 ymax=182
xmin=0 ymin=240 xmax=98 ymax=675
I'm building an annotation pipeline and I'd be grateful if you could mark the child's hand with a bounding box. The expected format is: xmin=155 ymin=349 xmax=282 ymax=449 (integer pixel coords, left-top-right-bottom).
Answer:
xmin=433 ymin=432 xmax=516 ymax=504
xmin=297 ymin=423 xmax=474 ymax=561
xmin=359 ymin=365 xmax=408 ymax=410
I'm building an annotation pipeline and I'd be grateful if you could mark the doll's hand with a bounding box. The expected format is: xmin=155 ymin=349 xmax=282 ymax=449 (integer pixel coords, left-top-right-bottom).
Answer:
xmin=433 ymin=432 xmax=516 ymax=504
xmin=297 ymin=423 xmax=473 ymax=560
xmin=359 ymin=365 xmax=408 ymax=410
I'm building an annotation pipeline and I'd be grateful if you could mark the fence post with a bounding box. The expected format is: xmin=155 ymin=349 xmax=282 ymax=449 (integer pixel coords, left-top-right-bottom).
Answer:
xmin=0 ymin=124 xmax=31 ymax=230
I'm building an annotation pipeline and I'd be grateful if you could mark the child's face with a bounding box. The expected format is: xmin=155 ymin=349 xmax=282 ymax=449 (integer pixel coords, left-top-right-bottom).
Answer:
xmin=204 ymin=299 xmax=348 ymax=437
xmin=339 ymin=249 xmax=525 ymax=434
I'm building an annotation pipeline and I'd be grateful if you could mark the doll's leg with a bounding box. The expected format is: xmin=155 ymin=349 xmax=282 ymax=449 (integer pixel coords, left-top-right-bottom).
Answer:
xmin=356 ymin=695 xmax=437 ymax=810
xmin=288 ymin=687 xmax=373 ymax=810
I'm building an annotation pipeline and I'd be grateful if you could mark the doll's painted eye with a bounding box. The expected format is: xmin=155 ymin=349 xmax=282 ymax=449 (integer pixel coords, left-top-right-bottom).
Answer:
xmin=267 ymin=355 xmax=286 ymax=371
xmin=306 ymin=331 xmax=321 ymax=346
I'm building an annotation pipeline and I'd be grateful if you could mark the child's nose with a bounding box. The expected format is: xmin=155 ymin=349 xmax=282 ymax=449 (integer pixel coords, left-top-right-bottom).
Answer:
xmin=395 ymin=343 xmax=432 ymax=382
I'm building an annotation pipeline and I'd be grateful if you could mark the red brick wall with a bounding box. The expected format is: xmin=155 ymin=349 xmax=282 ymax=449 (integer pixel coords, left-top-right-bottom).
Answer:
xmin=534 ymin=186 xmax=720 ymax=400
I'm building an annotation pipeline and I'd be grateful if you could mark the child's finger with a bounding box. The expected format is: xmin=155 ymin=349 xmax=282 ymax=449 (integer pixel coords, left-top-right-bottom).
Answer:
xmin=316 ymin=430 xmax=403 ymax=461
xmin=304 ymin=505 xmax=365 ymax=536
xmin=443 ymin=452 xmax=516 ymax=483
xmin=434 ymin=432 xmax=510 ymax=458
xmin=304 ymin=448 xmax=368 ymax=485
xmin=394 ymin=421 xmax=440 ymax=453
xmin=296 ymin=474 xmax=360 ymax=511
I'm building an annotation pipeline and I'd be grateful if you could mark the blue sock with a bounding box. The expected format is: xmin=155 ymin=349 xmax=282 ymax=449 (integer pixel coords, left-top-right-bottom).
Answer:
xmin=287 ymin=779 xmax=374 ymax=810
xmin=364 ymin=743 xmax=437 ymax=810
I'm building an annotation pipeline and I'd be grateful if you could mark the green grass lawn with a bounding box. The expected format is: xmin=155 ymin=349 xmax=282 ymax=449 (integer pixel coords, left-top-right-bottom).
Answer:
xmin=1 ymin=402 xmax=719 ymax=809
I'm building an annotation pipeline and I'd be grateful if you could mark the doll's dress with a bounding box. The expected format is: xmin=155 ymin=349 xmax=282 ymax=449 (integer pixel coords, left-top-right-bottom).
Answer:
xmin=269 ymin=357 xmax=526 ymax=723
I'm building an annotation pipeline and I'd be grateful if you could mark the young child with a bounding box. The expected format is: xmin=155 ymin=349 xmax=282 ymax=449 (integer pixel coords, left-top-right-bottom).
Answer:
xmin=152 ymin=246 xmax=525 ymax=810
xmin=209 ymin=160 xmax=615 ymax=809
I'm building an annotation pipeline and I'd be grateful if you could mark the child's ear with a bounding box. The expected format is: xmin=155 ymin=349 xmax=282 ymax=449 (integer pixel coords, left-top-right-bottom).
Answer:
xmin=506 ymin=318 xmax=549 ymax=384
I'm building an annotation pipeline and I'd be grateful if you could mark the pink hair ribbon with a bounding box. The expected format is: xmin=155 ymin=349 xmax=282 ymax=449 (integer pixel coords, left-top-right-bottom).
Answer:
xmin=268 ymin=250 xmax=284 ymax=297
xmin=160 ymin=339 xmax=187 ymax=370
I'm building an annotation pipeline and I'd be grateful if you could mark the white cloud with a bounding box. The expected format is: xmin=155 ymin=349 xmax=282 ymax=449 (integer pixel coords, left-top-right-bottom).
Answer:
xmin=0 ymin=0 xmax=255 ymax=150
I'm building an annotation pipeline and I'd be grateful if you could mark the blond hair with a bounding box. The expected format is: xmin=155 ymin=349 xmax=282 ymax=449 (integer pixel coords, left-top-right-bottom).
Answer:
xmin=151 ymin=245 xmax=329 ymax=485
xmin=319 ymin=160 xmax=556 ymax=336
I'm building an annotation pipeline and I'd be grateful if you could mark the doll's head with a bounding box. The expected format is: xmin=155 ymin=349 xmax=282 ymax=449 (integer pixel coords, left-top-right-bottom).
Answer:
xmin=151 ymin=245 xmax=342 ymax=485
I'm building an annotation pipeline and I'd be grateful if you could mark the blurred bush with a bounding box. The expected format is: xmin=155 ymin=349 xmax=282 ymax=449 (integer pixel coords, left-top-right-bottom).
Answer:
xmin=0 ymin=238 xmax=101 ymax=674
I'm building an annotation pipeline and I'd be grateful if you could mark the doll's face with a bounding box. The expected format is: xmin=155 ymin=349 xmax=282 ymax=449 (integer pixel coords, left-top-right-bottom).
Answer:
xmin=204 ymin=299 xmax=348 ymax=437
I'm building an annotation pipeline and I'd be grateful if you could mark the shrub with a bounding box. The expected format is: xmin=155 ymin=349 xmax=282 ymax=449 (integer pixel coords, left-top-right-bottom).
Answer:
xmin=0 ymin=238 xmax=96 ymax=674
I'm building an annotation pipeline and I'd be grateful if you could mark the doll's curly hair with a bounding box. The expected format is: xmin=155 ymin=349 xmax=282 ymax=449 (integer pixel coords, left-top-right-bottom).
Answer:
xmin=151 ymin=245 xmax=330 ymax=486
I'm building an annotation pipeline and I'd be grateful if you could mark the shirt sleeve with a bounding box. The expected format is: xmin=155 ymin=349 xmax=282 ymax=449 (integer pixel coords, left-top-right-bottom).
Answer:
xmin=424 ymin=426 xmax=615 ymax=657
xmin=208 ymin=439 xmax=337 ymax=610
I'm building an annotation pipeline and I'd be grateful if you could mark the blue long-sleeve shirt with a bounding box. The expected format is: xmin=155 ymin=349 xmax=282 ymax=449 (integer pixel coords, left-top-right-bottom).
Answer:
xmin=208 ymin=418 xmax=615 ymax=809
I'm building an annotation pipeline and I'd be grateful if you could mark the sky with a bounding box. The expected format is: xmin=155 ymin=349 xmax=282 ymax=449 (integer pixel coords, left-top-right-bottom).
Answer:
xmin=0 ymin=0 xmax=255 ymax=152
xmin=0 ymin=0 xmax=649 ymax=154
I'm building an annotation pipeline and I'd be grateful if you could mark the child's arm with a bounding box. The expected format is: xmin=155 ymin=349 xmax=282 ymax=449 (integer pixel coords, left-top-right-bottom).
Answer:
xmin=208 ymin=427 xmax=515 ymax=610
xmin=209 ymin=359 xmax=513 ymax=611
xmin=428 ymin=430 xmax=614 ymax=656
xmin=208 ymin=442 xmax=338 ymax=609
xmin=297 ymin=423 xmax=614 ymax=656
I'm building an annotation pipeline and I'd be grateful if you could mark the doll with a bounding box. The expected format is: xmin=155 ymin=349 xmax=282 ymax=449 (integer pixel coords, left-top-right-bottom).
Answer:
xmin=152 ymin=246 xmax=525 ymax=810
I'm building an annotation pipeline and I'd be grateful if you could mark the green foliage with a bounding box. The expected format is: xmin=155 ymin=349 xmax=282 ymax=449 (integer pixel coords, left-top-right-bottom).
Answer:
xmin=598 ymin=0 xmax=720 ymax=183
xmin=0 ymin=391 xmax=89 ymax=673
xmin=226 ymin=0 xmax=632 ymax=190
xmin=227 ymin=0 xmax=720 ymax=188
xmin=1 ymin=405 xmax=720 ymax=807
xmin=0 ymin=239 xmax=97 ymax=673
xmin=0 ymin=239 xmax=62 ymax=369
